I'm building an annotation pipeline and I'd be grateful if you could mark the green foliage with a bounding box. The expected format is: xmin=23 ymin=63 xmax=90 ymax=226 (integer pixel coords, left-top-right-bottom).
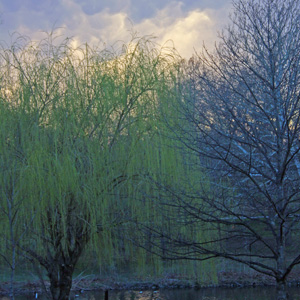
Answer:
xmin=0 ymin=33 xmax=216 ymax=285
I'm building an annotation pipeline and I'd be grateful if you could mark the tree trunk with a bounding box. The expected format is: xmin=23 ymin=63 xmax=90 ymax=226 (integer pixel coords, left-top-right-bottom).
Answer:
xmin=276 ymin=242 xmax=288 ymax=300
xmin=48 ymin=263 xmax=74 ymax=300
xmin=45 ymin=234 xmax=87 ymax=300
xmin=24 ymin=206 xmax=89 ymax=300
xmin=9 ymin=248 xmax=15 ymax=300
xmin=276 ymin=279 xmax=289 ymax=300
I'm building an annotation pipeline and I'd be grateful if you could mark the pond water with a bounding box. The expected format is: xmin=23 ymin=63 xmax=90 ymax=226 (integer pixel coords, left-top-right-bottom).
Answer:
xmin=13 ymin=286 xmax=300 ymax=300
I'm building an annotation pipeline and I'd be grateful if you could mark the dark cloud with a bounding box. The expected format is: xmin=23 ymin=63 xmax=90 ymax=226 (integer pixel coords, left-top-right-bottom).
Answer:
xmin=1 ymin=0 xmax=63 ymax=31
xmin=129 ymin=0 xmax=172 ymax=21
xmin=73 ymin=0 xmax=129 ymax=15
xmin=128 ymin=0 xmax=230 ymax=21
xmin=71 ymin=0 xmax=166 ymax=20
xmin=2 ymin=0 xmax=61 ymax=13
xmin=181 ymin=0 xmax=230 ymax=10
xmin=69 ymin=0 xmax=230 ymax=22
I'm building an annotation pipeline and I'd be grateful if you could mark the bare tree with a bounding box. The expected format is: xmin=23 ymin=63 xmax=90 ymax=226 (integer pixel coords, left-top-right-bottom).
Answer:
xmin=141 ymin=0 xmax=300 ymax=299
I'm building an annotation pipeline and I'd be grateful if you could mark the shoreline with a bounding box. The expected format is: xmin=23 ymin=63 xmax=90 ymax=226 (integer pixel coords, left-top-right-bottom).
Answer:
xmin=1 ymin=271 xmax=300 ymax=297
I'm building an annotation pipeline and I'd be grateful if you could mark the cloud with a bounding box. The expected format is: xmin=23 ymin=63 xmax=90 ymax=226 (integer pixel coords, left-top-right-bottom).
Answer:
xmin=57 ymin=0 xmax=132 ymax=48
xmin=136 ymin=4 xmax=218 ymax=57
xmin=72 ymin=0 xmax=131 ymax=15
xmin=0 ymin=0 xmax=231 ymax=57
xmin=134 ymin=2 xmax=231 ymax=57
xmin=58 ymin=0 xmax=230 ymax=57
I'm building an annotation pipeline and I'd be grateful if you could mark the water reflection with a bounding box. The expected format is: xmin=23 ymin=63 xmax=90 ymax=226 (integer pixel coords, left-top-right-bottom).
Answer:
xmin=13 ymin=286 xmax=300 ymax=300
xmin=75 ymin=287 xmax=300 ymax=300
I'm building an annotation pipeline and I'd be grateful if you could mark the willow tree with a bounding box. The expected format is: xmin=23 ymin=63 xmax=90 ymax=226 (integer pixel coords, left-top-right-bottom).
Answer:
xmin=0 ymin=102 xmax=30 ymax=300
xmin=0 ymin=34 xmax=178 ymax=299
xmin=144 ymin=0 xmax=300 ymax=299
xmin=110 ymin=52 xmax=219 ymax=282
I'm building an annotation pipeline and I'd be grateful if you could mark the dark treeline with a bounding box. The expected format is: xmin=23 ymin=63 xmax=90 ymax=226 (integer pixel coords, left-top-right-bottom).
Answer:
xmin=0 ymin=0 xmax=300 ymax=300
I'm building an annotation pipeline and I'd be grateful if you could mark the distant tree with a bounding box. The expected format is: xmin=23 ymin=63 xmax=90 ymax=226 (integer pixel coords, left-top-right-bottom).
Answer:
xmin=141 ymin=0 xmax=300 ymax=299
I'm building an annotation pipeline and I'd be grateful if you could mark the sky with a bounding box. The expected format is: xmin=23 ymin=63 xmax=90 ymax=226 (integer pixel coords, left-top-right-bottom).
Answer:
xmin=0 ymin=0 xmax=232 ymax=58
